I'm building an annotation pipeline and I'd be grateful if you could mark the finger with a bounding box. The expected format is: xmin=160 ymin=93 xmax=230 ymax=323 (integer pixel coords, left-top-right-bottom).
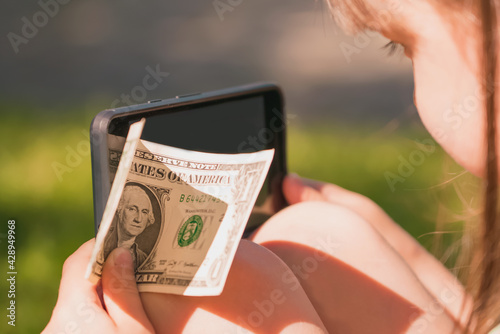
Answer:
xmin=289 ymin=175 xmax=364 ymax=208
xmin=48 ymin=239 xmax=108 ymax=331
xmin=58 ymin=239 xmax=101 ymax=306
xmin=314 ymin=182 xmax=374 ymax=211
xmin=283 ymin=174 xmax=326 ymax=204
xmin=101 ymin=247 xmax=153 ymax=333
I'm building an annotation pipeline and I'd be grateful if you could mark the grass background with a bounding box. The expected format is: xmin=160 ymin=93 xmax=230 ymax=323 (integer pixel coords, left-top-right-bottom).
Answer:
xmin=0 ymin=108 xmax=475 ymax=333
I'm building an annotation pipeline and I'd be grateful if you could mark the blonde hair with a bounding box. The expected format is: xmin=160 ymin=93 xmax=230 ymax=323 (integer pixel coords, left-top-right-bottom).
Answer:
xmin=465 ymin=0 xmax=500 ymax=332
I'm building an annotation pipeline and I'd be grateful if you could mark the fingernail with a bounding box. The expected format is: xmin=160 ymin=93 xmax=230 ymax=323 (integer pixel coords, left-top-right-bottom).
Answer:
xmin=112 ymin=247 xmax=133 ymax=267
xmin=288 ymin=172 xmax=300 ymax=180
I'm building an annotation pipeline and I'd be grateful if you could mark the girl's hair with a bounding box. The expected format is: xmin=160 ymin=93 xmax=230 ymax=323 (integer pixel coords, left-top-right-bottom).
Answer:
xmin=467 ymin=0 xmax=500 ymax=332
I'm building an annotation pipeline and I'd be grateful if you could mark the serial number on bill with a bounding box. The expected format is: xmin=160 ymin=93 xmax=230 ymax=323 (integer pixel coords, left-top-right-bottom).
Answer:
xmin=179 ymin=194 xmax=221 ymax=203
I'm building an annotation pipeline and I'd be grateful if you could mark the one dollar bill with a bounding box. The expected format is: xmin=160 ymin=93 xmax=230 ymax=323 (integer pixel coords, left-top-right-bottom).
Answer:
xmin=86 ymin=119 xmax=274 ymax=296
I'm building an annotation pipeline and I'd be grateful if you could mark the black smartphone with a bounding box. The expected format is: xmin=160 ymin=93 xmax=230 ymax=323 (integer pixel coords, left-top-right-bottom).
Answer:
xmin=90 ymin=82 xmax=287 ymax=236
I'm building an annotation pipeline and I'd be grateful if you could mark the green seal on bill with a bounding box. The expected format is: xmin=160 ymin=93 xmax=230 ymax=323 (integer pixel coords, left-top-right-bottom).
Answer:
xmin=178 ymin=215 xmax=203 ymax=247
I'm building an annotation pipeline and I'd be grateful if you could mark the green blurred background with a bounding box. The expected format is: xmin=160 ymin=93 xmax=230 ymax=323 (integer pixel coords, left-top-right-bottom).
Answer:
xmin=1 ymin=0 xmax=477 ymax=333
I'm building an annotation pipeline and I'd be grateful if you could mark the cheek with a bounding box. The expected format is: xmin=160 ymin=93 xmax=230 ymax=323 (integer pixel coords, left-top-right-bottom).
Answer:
xmin=123 ymin=211 xmax=133 ymax=221
xmin=411 ymin=54 xmax=486 ymax=177
xmin=123 ymin=211 xmax=138 ymax=228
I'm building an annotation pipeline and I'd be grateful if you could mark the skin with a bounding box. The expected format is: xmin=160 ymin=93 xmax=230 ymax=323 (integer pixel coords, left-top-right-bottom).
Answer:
xmin=331 ymin=0 xmax=491 ymax=176
xmin=42 ymin=240 xmax=154 ymax=334
xmin=45 ymin=0 xmax=495 ymax=332
xmin=247 ymin=0 xmax=488 ymax=331
xmin=140 ymin=240 xmax=327 ymax=334
xmin=248 ymin=0 xmax=489 ymax=331
xmin=43 ymin=239 xmax=328 ymax=334
xmin=251 ymin=178 xmax=465 ymax=333
xmin=280 ymin=175 xmax=471 ymax=323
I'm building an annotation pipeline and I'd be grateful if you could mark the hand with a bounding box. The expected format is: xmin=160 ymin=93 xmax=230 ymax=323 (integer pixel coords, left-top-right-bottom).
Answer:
xmin=283 ymin=173 xmax=391 ymax=228
xmin=43 ymin=239 xmax=154 ymax=334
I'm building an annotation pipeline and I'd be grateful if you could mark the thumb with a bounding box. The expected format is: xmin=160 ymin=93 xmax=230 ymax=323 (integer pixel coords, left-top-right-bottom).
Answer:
xmin=283 ymin=174 xmax=326 ymax=205
xmin=101 ymin=247 xmax=153 ymax=333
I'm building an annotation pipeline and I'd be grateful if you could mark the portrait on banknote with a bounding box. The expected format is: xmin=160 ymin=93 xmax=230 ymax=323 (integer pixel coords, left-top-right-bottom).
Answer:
xmin=102 ymin=182 xmax=162 ymax=269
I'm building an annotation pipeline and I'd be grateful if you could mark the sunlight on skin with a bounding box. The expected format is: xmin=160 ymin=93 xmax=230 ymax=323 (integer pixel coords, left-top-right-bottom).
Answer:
xmin=252 ymin=201 xmax=461 ymax=333
xmin=277 ymin=322 xmax=330 ymax=334
xmin=177 ymin=307 xmax=326 ymax=334
xmin=140 ymin=240 xmax=328 ymax=334
xmin=180 ymin=308 xmax=249 ymax=333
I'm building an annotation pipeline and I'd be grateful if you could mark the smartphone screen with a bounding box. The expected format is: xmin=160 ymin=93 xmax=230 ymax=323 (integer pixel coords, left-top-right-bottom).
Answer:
xmin=141 ymin=96 xmax=266 ymax=154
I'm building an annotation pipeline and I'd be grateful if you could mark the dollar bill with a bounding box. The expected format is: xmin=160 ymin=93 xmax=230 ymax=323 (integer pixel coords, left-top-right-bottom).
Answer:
xmin=86 ymin=120 xmax=274 ymax=296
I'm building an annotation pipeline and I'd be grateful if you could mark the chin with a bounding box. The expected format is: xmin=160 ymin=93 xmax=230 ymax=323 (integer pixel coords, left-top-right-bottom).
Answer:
xmin=458 ymin=157 xmax=484 ymax=178
xmin=448 ymin=143 xmax=486 ymax=179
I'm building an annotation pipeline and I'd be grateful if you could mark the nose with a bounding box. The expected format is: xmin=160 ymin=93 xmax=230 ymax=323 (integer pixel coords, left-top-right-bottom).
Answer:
xmin=135 ymin=211 xmax=146 ymax=224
